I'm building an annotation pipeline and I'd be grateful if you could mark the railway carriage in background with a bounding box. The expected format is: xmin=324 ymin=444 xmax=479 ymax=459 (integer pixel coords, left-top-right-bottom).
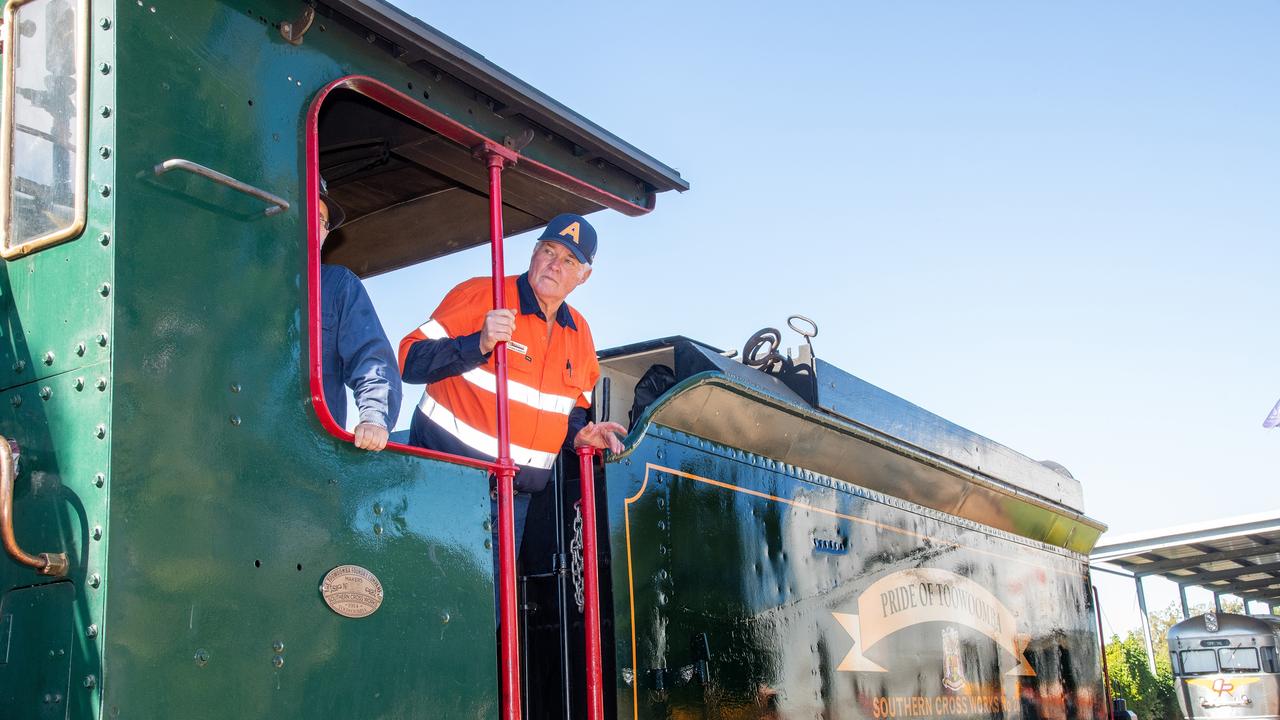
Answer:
xmin=1168 ymin=612 xmax=1280 ymax=720
xmin=0 ymin=0 xmax=1113 ymax=718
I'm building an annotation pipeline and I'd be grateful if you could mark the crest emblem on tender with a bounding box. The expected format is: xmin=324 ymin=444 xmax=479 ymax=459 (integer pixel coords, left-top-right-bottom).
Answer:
xmin=942 ymin=626 xmax=967 ymax=691
xmin=558 ymin=221 xmax=581 ymax=244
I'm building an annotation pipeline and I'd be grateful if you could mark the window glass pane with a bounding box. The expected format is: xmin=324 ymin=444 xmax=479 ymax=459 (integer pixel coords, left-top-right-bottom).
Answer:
xmin=1180 ymin=650 xmax=1219 ymax=675
xmin=8 ymin=0 xmax=80 ymax=245
xmin=1219 ymin=647 xmax=1260 ymax=673
xmin=1260 ymin=647 xmax=1278 ymax=674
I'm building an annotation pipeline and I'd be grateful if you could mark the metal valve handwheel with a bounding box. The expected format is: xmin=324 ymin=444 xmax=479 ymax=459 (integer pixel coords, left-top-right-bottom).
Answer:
xmin=743 ymin=327 xmax=784 ymax=370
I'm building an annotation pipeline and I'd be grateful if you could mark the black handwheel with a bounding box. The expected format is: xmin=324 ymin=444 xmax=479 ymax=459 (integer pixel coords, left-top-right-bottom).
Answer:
xmin=743 ymin=327 xmax=783 ymax=369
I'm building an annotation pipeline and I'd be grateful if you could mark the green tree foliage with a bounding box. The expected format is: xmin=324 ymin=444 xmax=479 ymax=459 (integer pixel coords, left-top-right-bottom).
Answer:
xmin=1105 ymin=630 xmax=1179 ymax=720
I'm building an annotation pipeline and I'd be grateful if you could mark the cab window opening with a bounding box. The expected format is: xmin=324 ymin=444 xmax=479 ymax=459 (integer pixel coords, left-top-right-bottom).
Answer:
xmin=308 ymin=80 xmax=606 ymax=464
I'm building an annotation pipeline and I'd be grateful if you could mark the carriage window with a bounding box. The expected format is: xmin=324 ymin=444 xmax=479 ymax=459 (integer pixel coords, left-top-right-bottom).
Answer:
xmin=1170 ymin=652 xmax=1180 ymax=675
xmin=1261 ymin=647 xmax=1279 ymax=674
xmin=1218 ymin=647 xmax=1260 ymax=673
xmin=1 ymin=0 xmax=87 ymax=258
xmin=1180 ymin=649 xmax=1219 ymax=675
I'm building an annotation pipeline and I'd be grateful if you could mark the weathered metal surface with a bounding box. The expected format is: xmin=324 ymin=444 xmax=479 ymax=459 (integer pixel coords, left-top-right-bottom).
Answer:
xmin=628 ymin=361 xmax=1104 ymax=554
xmin=609 ymin=426 xmax=1107 ymax=720
xmin=814 ymin=359 xmax=1084 ymax=513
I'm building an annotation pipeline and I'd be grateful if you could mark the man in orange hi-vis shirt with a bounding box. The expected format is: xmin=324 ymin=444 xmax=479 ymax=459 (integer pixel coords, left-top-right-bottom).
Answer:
xmin=399 ymin=213 xmax=625 ymax=554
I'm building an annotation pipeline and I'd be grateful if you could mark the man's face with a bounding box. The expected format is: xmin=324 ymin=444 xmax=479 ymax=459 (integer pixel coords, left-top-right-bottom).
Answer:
xmin=318 ymin=200 xmax=331 ymax=246
xmin=528 ymin=240 xmax=591 ymax=308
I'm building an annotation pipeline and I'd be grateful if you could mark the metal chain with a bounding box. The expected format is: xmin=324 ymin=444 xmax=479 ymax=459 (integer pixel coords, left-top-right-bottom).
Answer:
xmin=570 ymin=500 xmax=585 ymax=613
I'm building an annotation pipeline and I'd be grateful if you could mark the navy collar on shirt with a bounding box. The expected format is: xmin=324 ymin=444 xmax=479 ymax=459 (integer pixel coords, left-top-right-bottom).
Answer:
xmin=517 ymin=272 xmax=577 ymax=330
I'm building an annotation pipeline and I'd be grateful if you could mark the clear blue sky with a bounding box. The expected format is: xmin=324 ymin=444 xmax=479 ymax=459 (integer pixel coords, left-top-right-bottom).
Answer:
xmin=366 ymin=1 xmax=1280 ymax=634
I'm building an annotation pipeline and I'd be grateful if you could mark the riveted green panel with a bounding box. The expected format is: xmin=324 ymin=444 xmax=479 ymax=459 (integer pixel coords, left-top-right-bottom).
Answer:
xmin=0 ymin=581 xmax=76 ymax=716
xmin=0 ymin=0 xmax=115 ymax=718
xmin=0 ymin=364 xmax=111 ymax=720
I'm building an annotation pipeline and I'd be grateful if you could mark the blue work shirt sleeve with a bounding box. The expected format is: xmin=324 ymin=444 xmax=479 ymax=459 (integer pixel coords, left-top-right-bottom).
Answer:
xmin=330 ymin=268 xmax=403 ymax=429
xmin=400 ymin=331 xmax=489 ymax=385
xmin=564 ymin=407 xmax=588 ymax=451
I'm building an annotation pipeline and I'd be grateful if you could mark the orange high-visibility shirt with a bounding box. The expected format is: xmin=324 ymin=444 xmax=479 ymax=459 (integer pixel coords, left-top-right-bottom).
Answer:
xmin=399 ymin=274 xmax=599 ymax=490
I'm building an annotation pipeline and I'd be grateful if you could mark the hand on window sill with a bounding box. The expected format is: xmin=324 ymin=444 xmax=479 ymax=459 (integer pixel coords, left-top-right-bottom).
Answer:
xmin=353 ymin=422 xmax=390 ymax=451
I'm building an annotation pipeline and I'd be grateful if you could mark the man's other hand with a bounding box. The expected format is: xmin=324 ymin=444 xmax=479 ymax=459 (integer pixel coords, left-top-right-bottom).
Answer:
xmin=478 ymin=309 xmax=517 ymax=355
xmin=574 ymin=421 xmax=627 ymax=454
xmin=353 ymin=422 xmax=390 ymax=451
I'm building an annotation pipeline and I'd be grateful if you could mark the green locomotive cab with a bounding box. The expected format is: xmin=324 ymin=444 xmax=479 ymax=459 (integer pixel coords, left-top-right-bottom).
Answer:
xmin=0 ymin=2 xmax=1110 ymax=719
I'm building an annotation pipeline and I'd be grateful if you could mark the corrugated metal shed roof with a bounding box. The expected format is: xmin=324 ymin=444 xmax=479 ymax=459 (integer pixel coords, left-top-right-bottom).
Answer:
xmin=1091 ymin=511 xmax=1280 ymax=605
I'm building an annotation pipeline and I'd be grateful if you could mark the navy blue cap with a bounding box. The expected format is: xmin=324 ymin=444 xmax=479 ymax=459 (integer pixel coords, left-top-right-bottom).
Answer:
xmin=537 ymin=213 xmax=596 ymax=264
xmin=318 ymin=177 xmax=346 ymax=229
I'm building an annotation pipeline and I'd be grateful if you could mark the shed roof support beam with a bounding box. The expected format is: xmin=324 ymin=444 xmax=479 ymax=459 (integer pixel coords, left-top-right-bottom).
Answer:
xmin=1209 ymin=577 xmax=1280 ymax=594
xmin=1176 ymin=560 xmax=1280 ymax=585
xmin=1232 ymin=587 xmax=1280 ymax=604
xmin=1130 ymin=545 xmax=1280 ymax=575
xmin=1136 ymin=576 xmax=1157 ymax=674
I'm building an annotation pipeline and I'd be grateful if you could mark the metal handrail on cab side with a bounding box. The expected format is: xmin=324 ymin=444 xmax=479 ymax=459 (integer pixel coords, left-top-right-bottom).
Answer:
xmin=577 ymin=446 xmax=605 ymax=720
xmin=481 ymin=143 xmax=524 ymax=720
xmin=0 ymin=436 xmax=68 ymax=576
xmin=152 ymin=158 xmax=291 ymax=217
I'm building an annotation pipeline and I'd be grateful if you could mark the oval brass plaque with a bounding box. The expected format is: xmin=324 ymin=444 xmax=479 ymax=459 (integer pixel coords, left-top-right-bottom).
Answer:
xmin=320 ymin=565 xmax=384 ymax=618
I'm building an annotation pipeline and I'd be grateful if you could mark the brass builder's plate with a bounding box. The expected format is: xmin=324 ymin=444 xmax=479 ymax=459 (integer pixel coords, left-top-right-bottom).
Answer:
xmin=320 ymin=565 xmax=384 ymax=618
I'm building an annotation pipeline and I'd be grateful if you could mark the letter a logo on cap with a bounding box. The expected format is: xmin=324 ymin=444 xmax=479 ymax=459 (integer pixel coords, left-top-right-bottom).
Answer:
xmin=558 ymin=221 xmax=581 ymax=244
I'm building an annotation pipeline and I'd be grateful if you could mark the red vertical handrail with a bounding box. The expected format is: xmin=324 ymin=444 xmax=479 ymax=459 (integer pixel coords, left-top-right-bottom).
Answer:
xmin=486 ymin=151 xmax=523 ymax=720
xmin=577 ymin=446 xmax=605 ymax=720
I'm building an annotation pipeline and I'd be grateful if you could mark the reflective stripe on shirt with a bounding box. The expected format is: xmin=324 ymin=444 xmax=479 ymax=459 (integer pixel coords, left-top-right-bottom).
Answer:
xmin=418 ymin=393 xmax=557 ymax=470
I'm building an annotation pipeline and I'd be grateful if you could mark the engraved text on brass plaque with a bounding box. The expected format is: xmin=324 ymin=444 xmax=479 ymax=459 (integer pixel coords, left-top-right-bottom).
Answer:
xmin=320 ymin=565 xmax=384 ymax=618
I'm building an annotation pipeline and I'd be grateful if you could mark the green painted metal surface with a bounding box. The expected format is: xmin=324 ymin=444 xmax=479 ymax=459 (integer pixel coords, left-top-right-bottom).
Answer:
xmin=98 ymin=0 xmax=508 ymax=716
xmin=0 ymin=0 xmax=116 ymax=718
xmin=0 ymin=581 xmax=76 ymax=716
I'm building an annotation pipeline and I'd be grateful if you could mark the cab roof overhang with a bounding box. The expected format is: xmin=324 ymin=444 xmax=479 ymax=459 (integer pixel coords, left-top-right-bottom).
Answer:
xmin=319 ymin=0 xmax=688 ymax=195
xmin=315 ymin=2 xmax=688 ymax=277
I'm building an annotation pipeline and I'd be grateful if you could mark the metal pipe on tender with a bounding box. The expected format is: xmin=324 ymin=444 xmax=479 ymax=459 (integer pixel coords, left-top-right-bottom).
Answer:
xmin=485 ymin=151 xmax=522 ymax=720
xmin=577 ymin=446 xmax=605 ymax=720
